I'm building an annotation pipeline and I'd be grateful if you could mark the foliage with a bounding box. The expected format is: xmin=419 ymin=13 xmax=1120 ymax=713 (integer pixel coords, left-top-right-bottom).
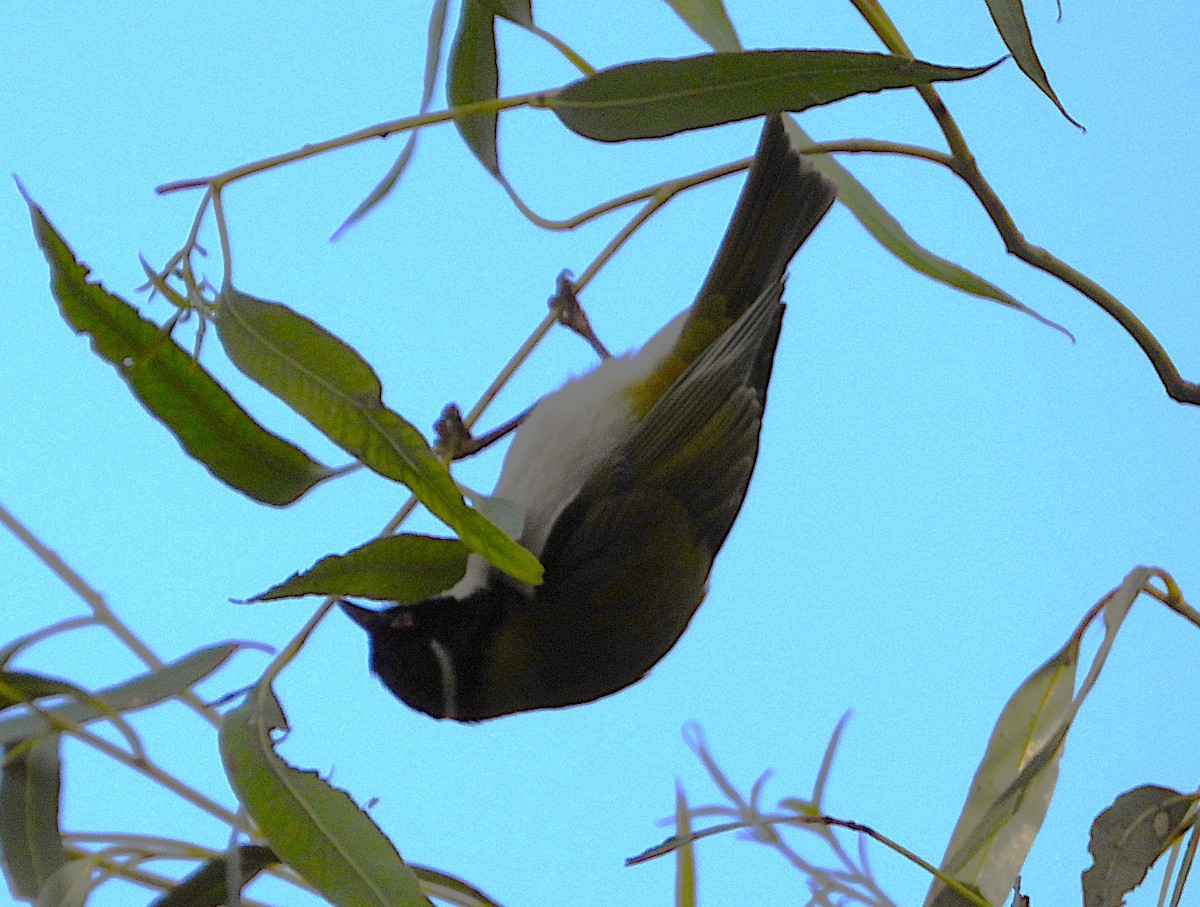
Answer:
xmin=3 ymin=1 xmax=1199 ymax=905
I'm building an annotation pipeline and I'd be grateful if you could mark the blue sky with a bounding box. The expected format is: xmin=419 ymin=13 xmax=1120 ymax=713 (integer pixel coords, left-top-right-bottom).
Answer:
xmin=2 ymin=3 xmax=1197 ymax=906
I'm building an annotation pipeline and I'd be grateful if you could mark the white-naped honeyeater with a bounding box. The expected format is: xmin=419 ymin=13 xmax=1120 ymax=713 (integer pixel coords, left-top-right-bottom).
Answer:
xmin=342 ymin=115 xmax=837 ymax=720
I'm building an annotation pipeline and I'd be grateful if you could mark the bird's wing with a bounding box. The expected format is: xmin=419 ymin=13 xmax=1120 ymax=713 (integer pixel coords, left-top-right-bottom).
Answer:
xmin=543 ymin=280 xmax=784 ymax=567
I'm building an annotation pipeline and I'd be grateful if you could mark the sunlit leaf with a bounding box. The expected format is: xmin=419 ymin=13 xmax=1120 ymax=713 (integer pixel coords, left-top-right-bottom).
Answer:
xmin=447 ymin=0 xmax=501 ymax=175
xmin=1082 ymin=785 xmax=1198 ymax=907
xmin=0 ymin=674 xmax=81 ymax=713
xmin=0 ymin=644 xmax=239 ymax=746
xmin=149 ymin=844 xmax=278 ymax=907
xmin=248 ymin=533 xmax=468 ymax=603
xmin=213 ymin=286 xmax=541 ymax=585
xmin=0 ymin=736 xmax=66 ymax=900
xmin=220 ymin=684 xmax=431 ymax=907
xmin=662 ymin=0 xmax=742 ymax=52
xmin=926 ymin=637 xmax=1080 ymax=907
xmin=548 ymin=51 xmax=1000 ymax=142
xmin=983 ymin=0 xmax=1081 ymax=128
xmin=22 ymin=190 xmax=335 ymax=507
xmin=31 ymin=858 xmax=93 ymax=907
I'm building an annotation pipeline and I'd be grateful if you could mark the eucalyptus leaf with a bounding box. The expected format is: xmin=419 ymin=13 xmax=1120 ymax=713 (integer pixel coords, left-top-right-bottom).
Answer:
xmin=220 ymin=684 xmax=431 ymax=907
xmin=0 ymin=735 xmax=66 ymax=900
xmin=927 ymin=636 xmax=1080 ymax=907
xmin=213 ymin=286 xmax=541 ymax=585
xmin=548 ymin=50 xmax=1000 ymax=142
xmin=662 ymin=0 xmax=742 ymax=52
xmin=249 ymin=534 xmax=468 ymax=603
xmin=0 ymin=644 xmax=239 ymax=746
xmin=1082 ymin=785 xmax=1198 ymax=907
xmin=149 ymin=844 xmax=278 ymax=907
xmin=984 ymin=0 xmax=1081 ymax=128
xmin=22 ymin=189 xmax=335 ymax=507
xmin=447 ymin=0 xmax=501 ymax=175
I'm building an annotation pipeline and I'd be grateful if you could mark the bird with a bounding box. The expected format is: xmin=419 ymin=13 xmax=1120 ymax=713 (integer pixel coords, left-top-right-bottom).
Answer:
xmin=342 ymin=115 xmax=837 ymax=720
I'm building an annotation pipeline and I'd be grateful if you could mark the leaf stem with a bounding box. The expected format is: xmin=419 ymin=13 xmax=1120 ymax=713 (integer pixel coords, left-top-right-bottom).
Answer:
xmin=0 ymin=502 xmax=219 ymax=727
xmin=848 ymin=0 xmax=1200 ymax=404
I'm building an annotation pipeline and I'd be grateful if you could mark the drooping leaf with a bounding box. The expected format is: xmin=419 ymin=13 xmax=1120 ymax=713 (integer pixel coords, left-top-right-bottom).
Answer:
xmin=410 ymin=866 xmax=504 ymax=907
xmin=0 ymin=644 xmax=239 ymax=746
xmin=22 ymin=190 xmax=335 ymax=507
xmin=29 ymin=858 xmax=93 ymax=907
xmin=662 ymin=0 xmax=742 ymax=52
xmin=149 ymin=844 xmax=278 ymax=907
xmin=547 ymin=50 xmax=1001 ymax=142
xmin=333 ymin=0 xmax=451 ymax=238
xmin=447 ymin=0 xmax=501 ymax=175
xmin=785 ymin=117 xmax=1069 ymax=335
xmin=926 ymin=636 xmax=1080 ymax=907
xmin=1082 ymin=785 xmax=1198 ymax=907
xmin=0 ymin=735 xmax=66 ymax=900
xmin=219 ymin=684 xmax=431 ymax=907
xmin=248 ymin=534 xmax=468 ymax=603
xmin=983 ymin=0 xmax=1081 ymax=128
xmin=213 ymin=286 xmax=541 ymax=585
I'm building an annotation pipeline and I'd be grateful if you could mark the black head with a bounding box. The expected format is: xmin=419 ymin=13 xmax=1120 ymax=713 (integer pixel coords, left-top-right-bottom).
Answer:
xmin=340 ymin=591 xmax=506 ymax=720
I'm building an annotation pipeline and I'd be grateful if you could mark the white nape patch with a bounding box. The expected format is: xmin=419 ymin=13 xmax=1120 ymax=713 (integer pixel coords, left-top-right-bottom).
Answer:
xmin=427 ymin=638 xmax=457 ymax=720
xmin=442 ymin=308 xmax=689 ymax=602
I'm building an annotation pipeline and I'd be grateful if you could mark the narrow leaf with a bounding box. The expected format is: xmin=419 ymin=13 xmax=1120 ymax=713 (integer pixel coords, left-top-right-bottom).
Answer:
xmin=22 ymin=190 xmax=335 ymax=507
xmin=149 ymin=844 xmax=278 ymax=907
xmin=1083 ymin=786 xmax=1198 ymax=907
xmin=31 ymin=858 xmax=93 ymax=907
xmin=475 ymin=0 xmax=532 ymax=27
xmin=333 ymin=0 xmax=451 ymax=238
xmin=447 ymin=0 xmax=501 ymax=175
xmin=213 ymin=287 xmax=541 ymax=585
xmin=410 ymin=866 xmax=504 ymax=907
xmin=0 ymin=644 xmax=238 ymax=746
xmin=927 ymin=637 xmax=1080 ymax=907
xmin=548 ymin=50 xmax=1001 ymax=142
xmin=662 ymin=0 xmax=742 ymax=52
xmin=984 ymin=0 xmax=1081 ymax=128
xmin=0 ymin=674 xmax=82 ymax=713
xmin=0 ymin=736 xmax=66 ymax=900
xmin=248 ymin=534 xmax=468 ymax=603
xmin=219 ymin=684 xmax=431 ymax=907
xmin=791 ymin=123 xmax=1069 ymax=335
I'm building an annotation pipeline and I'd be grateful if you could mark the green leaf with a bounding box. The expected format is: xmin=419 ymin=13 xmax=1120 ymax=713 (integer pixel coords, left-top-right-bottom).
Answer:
xmin=149 ymin=844 xmax=278 ymax=907
xmin=548 ymin=50 xmax=1001 ymax=142
xmin=926 ymin=637 xmax=1080 ymax=907
xmin=475 ymin=0 xmax=532 ymax=27
xmin=248 ymin=534 xmax=468 ymax=603
xmin=410 ymin=866 xmax=504 ymax=907
xmin=213 ymin=286 xmax=541 ymax=586
xmin=0 ymin=674 xmax=82 ymax=713
xmin=30 ymin=858 xmax=93 ymax=907
xmin=0 ymin=644 xmax=239 ymax=746
xmin=333 ymin=0 xmax=451 ymax=238
xmin=1082 ymin=785 xmax=1198 ymax=907
xmin=0 ymin=735 xmax=66 ymax=900
xmin=22 ymin=190 xmax=335 ymax=507
xmin=662 ymin=0 xmax=742 ymax=52
xmin=447 ymin=0 xmax=501 ymax=175
xmin=220 ymin=684 xmax=431 ymax=907
xmin=788 ymin=121 xmax=1068 ymax=335
xmin=984 ymin=0 xmax=1081 ymax=129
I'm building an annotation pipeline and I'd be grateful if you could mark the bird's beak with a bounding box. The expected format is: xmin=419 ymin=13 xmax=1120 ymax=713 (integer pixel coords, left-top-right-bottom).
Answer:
xmin=338 ymin=599 xmax=385 ymax=632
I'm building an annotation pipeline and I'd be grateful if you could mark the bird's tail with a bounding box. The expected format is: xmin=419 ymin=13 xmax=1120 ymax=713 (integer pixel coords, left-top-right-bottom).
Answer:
xmin=646 ymin=116 xmax=836 ymax=397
